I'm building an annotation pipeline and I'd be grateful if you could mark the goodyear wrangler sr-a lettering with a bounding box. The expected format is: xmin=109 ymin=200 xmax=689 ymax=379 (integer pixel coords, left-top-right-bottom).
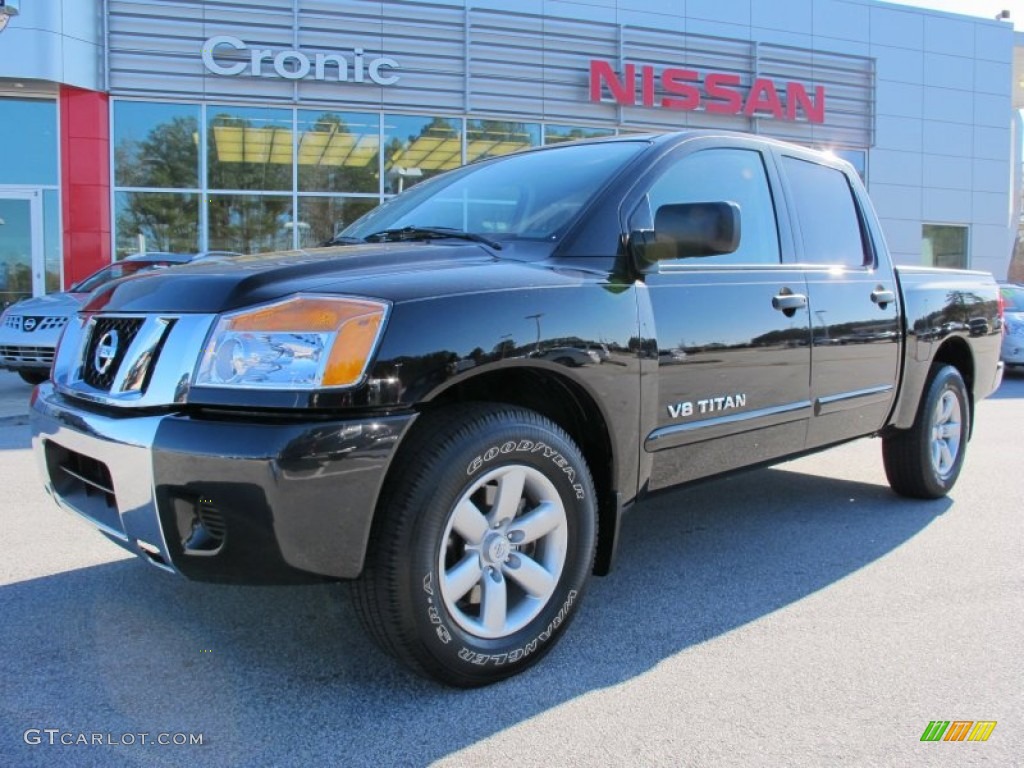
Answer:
xmin=31 ymin=131 xmax=1003 ymax=685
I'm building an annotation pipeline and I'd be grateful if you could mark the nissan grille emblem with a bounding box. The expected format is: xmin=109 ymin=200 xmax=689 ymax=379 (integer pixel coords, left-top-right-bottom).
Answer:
xmin=23 ymin=317 xmax=38 ymax=332
xmin=93 ymin=329 xmax=120 ymax=376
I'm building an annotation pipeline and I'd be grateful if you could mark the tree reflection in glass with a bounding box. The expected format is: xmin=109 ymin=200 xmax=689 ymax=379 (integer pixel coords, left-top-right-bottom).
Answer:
xmin=114 ymin=192 xmax=199 ymax=258
xmin=465 ymin=120 xmax=540 ymax=163
xmin=208 ymin=194 xmax=292 ymax=255
xmin=113 ymin=102 xmax=200 ymax=189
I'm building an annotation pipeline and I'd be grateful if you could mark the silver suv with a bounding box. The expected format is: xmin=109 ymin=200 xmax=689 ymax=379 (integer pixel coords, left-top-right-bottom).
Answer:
xmin=1001 ymin=282 xmax=1024 ymax=371
xmin=0 ymin=252 xmax=238 ymax=384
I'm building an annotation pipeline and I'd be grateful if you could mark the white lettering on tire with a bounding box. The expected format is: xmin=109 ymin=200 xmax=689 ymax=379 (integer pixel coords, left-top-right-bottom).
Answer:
xmin=467 ymin=442 xmax=586 ymax=499
xmin=455 ymin=590 xmax=578 ymax=666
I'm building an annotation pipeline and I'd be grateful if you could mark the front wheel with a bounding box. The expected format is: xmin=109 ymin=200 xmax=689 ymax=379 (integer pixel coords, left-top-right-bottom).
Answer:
xmin=351 ymin=404 xmax=597 ymax=687
xmin=18 ymin=370 xmax=48 ymax=385
xmin=882 ymin=364 xmax=970 ymax=499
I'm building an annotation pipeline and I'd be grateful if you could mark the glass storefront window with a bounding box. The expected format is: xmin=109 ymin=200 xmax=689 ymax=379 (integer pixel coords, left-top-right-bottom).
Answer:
xmin=466 ymin=120 xmax=540 ymax=163
xmin=298 ymin=111 xmax=380 ymax=194
xmin=543 ymin=124 xmax=614 ymax=144
xmin=0 ymin=98 xmax=57 ymax=185
xmin=113 ymin=101 xmax=200 ymax=188
xmin=43 ymin=190 xmax=61 ymax=292
xmin=297 ymin=197 xmax=378 ymax=247
xmin=208 ymin=106 xmax=293 ymax=191
xmin=0 ymin=197 xmax=33 ymax=307
xmin=922 ymin=224 xmax=969 ymax=269
xmin=114 ymin=192 xmax=200 ymax=258
xmin=208 ymin=194 xmax=293 ymax=253
xmin=383 ymin=115 xmax=461 ymax=194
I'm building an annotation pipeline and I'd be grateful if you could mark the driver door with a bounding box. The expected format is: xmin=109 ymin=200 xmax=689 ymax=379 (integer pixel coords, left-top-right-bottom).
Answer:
xmin=636 ymin=144 xmax=812 ymax=490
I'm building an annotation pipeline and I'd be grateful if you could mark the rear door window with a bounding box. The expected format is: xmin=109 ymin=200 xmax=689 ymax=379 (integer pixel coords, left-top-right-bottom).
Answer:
xmin=781 ymin=156 xmax=870 ymax=267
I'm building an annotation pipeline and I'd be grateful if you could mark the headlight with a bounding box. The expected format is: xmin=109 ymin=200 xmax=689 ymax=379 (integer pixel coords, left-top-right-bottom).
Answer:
xmin=195 ymin=295 xmax=388 ymax=389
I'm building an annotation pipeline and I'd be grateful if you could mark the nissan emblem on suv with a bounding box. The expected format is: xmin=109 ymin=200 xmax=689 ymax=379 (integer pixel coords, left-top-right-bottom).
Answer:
xmin=93 ymin=329 xmax=120 ymax=375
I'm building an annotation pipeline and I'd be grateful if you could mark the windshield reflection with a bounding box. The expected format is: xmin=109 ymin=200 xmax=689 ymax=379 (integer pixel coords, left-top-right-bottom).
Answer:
xmin=340 ymin=141 xmax=644 ymax=244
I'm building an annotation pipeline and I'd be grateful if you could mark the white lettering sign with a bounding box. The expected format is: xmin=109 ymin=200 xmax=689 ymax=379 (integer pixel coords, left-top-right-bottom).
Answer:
xmin=201 ymin=35 xmax=400 ymax=85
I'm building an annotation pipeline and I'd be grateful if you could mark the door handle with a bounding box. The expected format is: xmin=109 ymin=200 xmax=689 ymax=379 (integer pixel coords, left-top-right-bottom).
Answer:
xmin=772 ymin=293 xmax=808 ymax=312
xmin=871 ymin=289 xmax=895 ymax=306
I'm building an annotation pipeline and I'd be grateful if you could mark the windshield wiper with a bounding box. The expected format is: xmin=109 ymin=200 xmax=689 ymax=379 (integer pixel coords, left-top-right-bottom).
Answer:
xmin=364 ymin=226 xmax=502 ymax=250
xmin=320 ymin=235 xmax=366 ymax=246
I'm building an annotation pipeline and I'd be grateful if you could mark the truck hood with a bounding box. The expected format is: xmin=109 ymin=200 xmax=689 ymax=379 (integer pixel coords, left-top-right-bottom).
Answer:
xmin=83 ymin=242 xmax=529 ymax=314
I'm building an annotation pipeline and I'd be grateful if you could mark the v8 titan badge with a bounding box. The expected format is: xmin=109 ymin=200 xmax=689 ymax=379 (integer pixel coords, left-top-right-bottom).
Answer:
xmin=668 ymin=393 xmax=748 ymax=419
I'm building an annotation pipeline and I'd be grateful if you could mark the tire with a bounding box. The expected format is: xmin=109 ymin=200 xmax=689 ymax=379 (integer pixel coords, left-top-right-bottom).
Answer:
xmin=882 ymin=364 xmax=970 ymax=499
xmin=18 ymin=370 xmax=48 ymax=386
xmin=352 ymin=403 xmax=597 ymax=687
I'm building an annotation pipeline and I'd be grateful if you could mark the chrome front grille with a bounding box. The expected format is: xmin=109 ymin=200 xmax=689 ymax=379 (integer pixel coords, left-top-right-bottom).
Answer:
xmin=0 ymin=344 xmax=55 ymax=364
xmin=82 ymin=317 xmax=146 ymax=391
xmin=52 ymin=312 xmax=216 ymax=408
xmin=3 ymin=315 xmax=69 ymax=332
xmin=37 ymin=316 xmax=69 ymax=331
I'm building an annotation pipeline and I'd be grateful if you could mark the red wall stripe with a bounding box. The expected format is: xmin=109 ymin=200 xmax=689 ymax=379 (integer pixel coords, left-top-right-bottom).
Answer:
xmin=60 ymin=86 xmax=110 ymax=289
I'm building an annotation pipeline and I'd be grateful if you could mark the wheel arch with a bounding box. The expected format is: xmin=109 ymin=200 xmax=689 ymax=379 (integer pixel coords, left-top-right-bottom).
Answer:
xmin=418 ymin=365 xmax=622 ymax=576
xmin=931 ymin=337 xmax=976 ymax=436
xmin=890 ymin=336 xmax=976 ymax=435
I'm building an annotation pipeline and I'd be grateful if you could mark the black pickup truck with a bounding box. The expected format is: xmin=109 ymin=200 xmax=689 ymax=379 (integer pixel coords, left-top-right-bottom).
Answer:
xmin=31 ymin=132 xmax=1003 ymax=686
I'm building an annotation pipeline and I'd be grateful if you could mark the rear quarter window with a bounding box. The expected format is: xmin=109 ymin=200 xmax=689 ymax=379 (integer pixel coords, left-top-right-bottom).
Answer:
xmin=781 ymin=156 xmax=870 ymax=268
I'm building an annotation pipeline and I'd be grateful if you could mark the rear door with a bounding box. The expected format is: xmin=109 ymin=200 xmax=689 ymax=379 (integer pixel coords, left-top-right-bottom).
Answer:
xmin=773 ymin=151 xmax=901 ymax=448
xmin=633 ymin=140 xmax=812 ymax=490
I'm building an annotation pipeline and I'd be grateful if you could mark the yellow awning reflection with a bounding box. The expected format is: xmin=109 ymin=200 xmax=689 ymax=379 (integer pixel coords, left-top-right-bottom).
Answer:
xmin=213 ymin=124 xmax=380 ymax=167
xmin=465 ymin=139 xmax=532 ymax=162
xmin=213 ymin=126 xmax=293 ymax=164
xmin=210 ymin=121 xmax=537 ymax=170
xmin=298 ymin=130 xmax=379 ymax=168
xmin=388 ymin=136 xmax=462 ymax=171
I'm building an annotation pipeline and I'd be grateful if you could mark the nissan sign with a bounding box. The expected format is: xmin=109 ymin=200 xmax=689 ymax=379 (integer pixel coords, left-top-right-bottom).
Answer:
xmin=589 ymin=59 xmax=825 ymax=123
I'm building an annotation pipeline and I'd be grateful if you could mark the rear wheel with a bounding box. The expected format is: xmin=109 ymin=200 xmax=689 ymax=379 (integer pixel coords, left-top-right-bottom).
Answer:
xmin=352 ymin=403 xmax=597 ymax=687
xmin=882 ymin=364 xmax=969 ymax=499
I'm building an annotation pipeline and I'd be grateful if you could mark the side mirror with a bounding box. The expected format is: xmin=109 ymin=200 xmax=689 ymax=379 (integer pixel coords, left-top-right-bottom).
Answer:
xmin=631 ymin=201 xmax=741 ymax=268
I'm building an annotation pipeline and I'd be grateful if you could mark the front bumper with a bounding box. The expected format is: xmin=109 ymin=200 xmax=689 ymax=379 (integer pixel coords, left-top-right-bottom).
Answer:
xmin=0 ymin=325 xmax=62 ymax=372
xmin=0 ymin=343 xmax=55 ymax=372
xmin=31 ymin=383 xmax=416 ymax=583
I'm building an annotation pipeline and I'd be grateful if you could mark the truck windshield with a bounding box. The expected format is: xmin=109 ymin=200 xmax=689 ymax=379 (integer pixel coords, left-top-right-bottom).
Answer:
xmin=338 ymin=141 xmax=645 ymax=244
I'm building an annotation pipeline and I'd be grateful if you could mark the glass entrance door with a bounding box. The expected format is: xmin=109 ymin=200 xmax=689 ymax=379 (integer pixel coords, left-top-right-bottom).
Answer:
xmin=0 ymin=189 xmax=44 ymax=309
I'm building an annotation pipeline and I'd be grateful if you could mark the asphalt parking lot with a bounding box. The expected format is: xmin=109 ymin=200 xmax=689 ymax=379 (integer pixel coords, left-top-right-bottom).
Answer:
xmin=1 ymin=371 xmax=1021 ymax=767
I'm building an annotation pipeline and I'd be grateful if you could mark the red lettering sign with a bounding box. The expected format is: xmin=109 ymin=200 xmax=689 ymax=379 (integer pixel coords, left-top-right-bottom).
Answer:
xmin=588 ymin=59 xmax=826 ymax=124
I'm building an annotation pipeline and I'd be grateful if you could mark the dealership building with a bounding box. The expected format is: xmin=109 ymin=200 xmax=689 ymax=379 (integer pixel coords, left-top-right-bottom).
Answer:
xmin=0 ymin=0 xmax=1021 ymax=304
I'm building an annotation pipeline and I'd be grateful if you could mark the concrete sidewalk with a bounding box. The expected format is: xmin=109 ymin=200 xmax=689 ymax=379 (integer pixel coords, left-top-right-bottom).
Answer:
xmin=0 ymin=370 xmax=34 ymax=422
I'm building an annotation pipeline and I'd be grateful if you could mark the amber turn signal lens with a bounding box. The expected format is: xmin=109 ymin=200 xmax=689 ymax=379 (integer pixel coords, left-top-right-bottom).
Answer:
xmin=323 ymin=311 xmax=385 ymax=386
xmin=226 ymin=297 xmax=384 ymax=333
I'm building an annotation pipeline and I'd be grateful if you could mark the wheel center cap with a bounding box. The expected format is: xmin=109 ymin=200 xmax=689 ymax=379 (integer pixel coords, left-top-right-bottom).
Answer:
xmin=484 ymin=533 xmax=511 ymax=564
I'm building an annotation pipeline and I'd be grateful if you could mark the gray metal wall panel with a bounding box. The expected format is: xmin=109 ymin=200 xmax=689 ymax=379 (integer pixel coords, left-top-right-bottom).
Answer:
xmin=107 ymin=0 xmax=875 ymax=147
